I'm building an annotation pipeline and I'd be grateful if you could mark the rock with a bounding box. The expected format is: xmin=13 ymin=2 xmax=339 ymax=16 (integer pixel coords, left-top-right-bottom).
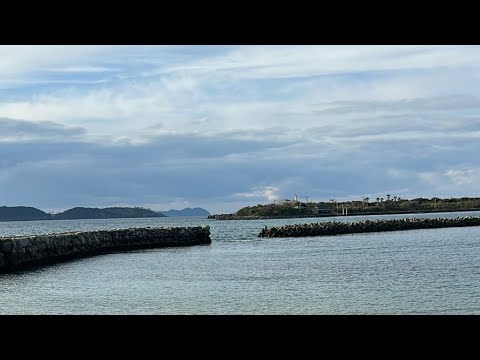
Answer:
xmin=18 ymin=238 xmax=30 ymax=248
xmin=259 ymin=216 xmax=480 ymax=238
xmin=0 ymin=240 xmax=13 ymax=253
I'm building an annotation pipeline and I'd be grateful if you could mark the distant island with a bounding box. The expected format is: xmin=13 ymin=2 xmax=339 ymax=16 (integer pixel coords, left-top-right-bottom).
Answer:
xmin=0 ymin=205 xmax=213 ymax=222
xmin=0 ymin=206 xmax=52 ymax=222
xmin=54 ymin=207 xmax=165 ymax=220
xmin=158 ymin=208 xmax=210 ymax=217
xmin=0 ymin=206 xmax=166 ymax=222
xmin=208 ymin=196 xmax=480 ymax=220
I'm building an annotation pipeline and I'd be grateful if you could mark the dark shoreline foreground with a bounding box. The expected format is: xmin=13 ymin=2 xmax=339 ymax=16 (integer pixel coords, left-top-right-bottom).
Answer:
xmin=259 ymin=216 xmax=480 ymax=238
xmin=0 ymin=226 xmax=211 ymax=274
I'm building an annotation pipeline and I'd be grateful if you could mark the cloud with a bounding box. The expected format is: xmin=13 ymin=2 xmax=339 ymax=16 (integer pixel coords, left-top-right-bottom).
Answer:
xmin=315 ymin=95 xmax=480 ymax=115
xmin=1 ymin=115 xmax=479 ymax=213
xmin=1 ymin=45 xmax=480 ymax=212
xmin=163 ymin=45 xmax=480 ymax=81
xmin=416 ymin=167 xmax=480 ymax=197
xmin=0 ymin=117 xmax=86 ymax=142
xmin=234 ymin=186 xmax=280 ymax=202
xmin=444 ymin=168 xmax=480 ymax=186
xmin=46 ymin=66 xmax=121 ymax=73
xmin=1 ymin=46 xmax=480 ymax=144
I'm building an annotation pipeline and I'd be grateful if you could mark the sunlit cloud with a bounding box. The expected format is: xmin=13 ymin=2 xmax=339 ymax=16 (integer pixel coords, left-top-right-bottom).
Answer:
xmin=234 ymin=186 xmax=280 ymax=202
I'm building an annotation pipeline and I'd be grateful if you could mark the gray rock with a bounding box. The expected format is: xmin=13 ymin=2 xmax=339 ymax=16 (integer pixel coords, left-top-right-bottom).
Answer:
xmin=18 ymin=238 xmax=31 ymax=248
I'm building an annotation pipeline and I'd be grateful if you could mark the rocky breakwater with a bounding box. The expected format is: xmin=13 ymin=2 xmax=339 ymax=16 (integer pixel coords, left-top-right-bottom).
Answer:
xmin=0 ymin=226 xmax=211 ymax=273
xmin=258 ymin=216 xmax=480 ymax=238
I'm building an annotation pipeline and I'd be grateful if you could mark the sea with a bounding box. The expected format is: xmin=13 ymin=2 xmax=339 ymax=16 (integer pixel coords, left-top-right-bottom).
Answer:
xmin=1 ymin=211 xmax=480 ymax=314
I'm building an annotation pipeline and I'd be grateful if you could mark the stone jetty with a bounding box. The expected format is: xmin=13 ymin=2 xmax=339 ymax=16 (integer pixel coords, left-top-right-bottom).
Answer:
xmin=0 ymin=226 xmax=211 ymax=273
xmin=258 ymin=216 xmax=480 ymax=238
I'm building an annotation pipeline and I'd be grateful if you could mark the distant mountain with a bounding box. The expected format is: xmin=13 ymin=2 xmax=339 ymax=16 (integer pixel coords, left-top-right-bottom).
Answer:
xmin=159 ymin=207 xmax=210 ymax=217
xmin=54 ymin=207 xmax=166 ymax=220
xmin=0 ymin=206 xmax=52 ymax=222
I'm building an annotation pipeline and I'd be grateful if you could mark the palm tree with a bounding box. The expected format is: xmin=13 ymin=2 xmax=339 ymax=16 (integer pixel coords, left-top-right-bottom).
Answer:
xmin=362 ymin=197 xmax=369 ymax=211
xmin=330 ymin=199 xmax=336 ymax=213
xmin=393 ymin=196 xmax=397 ymax=202
xmin=387 ymin=194 xmax=390 ymax=201
xmin=376 ymin=197 xmax=380 ymax=203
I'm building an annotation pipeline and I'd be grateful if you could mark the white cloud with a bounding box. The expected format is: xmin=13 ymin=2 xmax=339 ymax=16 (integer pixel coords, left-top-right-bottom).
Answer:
xmin=45 ymin=66 xmax=120 ymax=73
xmin=0 ymin=46 xmax=115 ymax=82
xmin=234 ymin=186 xmax=280 ymax=202
xmin=1 ymin=46 xmax=480 ymax=143
xmin=164 ymin=45 xmax=480 ymax=80
xmin=444 ymin=169 xmax=480 ymax=186
xmin=417 ymin=167 xmax=480 ymax=197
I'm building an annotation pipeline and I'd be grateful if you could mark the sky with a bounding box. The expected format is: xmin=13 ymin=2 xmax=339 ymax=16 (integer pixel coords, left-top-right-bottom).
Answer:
xmin=1 ymin=45 xmax=480 ymax=213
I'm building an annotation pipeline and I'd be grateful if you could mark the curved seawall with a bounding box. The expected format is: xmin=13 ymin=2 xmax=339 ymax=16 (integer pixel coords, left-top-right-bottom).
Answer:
xmin=259 ymin=216 xmax=480 ymax=238
xmin=0 ymin=226 xmax=211 ymax=273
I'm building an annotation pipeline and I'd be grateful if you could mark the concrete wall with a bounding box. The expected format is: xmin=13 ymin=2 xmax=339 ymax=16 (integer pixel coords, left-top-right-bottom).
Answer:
xmin=0 ymin=226 xmax=210 ymax=273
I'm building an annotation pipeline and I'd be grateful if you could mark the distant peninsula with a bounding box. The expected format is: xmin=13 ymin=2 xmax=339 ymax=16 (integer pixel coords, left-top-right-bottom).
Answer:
xmin=0 ymin=206 xmax=166 ymax=222
xmin=208 ymin=196 xmax=480 ymax=220
xmin=158 ymin=208 xmax=210 ymax=217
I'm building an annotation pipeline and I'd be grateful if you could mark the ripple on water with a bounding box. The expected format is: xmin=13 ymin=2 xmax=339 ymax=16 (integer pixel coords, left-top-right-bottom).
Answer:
xmin=1 ymin=213 xmax=480 ymax=314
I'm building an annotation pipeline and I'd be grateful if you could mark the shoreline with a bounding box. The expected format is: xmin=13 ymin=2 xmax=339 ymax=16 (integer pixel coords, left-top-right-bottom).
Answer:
xmin=208 ymin=208 xmax=480 ymax=221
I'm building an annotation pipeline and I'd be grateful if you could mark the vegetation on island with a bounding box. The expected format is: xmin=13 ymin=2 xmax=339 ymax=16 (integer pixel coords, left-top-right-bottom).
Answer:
xmin=54 ymin=207 xmax=165 ymax=220
xmin=0 ymin=206 xmax=52 ymax=222
xmin=208 ymin=195 xmax=480 ymax=220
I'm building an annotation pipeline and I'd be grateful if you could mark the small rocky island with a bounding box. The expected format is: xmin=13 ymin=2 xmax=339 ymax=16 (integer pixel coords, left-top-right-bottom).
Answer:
xmin=259 ymin=216 xmax=480 ymax=237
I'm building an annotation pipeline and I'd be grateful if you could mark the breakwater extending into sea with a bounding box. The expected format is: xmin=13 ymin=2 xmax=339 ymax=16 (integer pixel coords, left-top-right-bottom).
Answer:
xmin=0 ymin=226 xmax=211 ymax=273
xmin=258 ymin=216 xmax=480 ymax=237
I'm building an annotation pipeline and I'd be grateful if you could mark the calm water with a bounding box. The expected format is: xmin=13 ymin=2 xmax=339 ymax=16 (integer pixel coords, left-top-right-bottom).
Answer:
xmin=1 ymin=211 xmax=480 ymax=314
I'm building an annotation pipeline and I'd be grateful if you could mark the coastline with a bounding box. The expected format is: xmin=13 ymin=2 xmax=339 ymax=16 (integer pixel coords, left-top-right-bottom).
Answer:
xmin=208 ymin=208 xmax=480 ymax=221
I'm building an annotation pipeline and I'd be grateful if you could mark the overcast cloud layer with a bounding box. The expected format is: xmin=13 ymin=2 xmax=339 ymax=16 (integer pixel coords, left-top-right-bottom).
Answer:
xmin=1 ymin=45 xmax=480 ymax=213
